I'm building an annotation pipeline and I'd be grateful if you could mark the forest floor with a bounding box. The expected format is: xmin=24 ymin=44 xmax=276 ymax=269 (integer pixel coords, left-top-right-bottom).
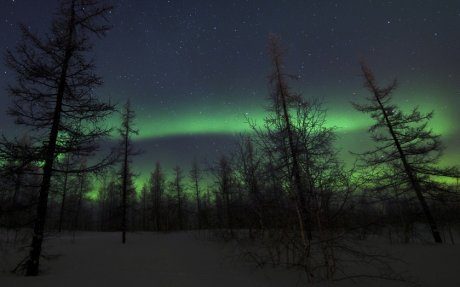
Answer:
xmin=0 ymin=231 xmax=459 ymax=287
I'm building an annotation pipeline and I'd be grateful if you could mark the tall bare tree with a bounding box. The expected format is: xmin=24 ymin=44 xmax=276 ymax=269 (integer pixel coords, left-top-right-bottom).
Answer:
xmin=118 ymin=100 xmax=139 ymax=244
xmin=267 ymin=35 xmax=312 ymax=240
xmin=354 ymin=63 xmax=458 ymax=243
xmin=4 ymin=0 xmax=114 ymax=275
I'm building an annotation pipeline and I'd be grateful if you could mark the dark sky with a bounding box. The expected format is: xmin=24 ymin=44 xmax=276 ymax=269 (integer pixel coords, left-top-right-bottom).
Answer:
xmin=1 ymin=0 xmax=459 ymax=188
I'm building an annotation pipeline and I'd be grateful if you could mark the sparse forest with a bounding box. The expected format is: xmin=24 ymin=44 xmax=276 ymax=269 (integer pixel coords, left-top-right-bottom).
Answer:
xmin=1 ymin=0 xmax=459 ymax=286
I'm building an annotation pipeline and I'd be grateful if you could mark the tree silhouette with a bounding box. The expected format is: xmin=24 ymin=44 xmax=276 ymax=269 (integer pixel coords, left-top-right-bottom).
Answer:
xmin=118 ymin=100 xmax=139 ymax=244
xmin=4 ymin=0 xmax=114 ymax=275
xmin=215 ymin=156 xmax=234 ymax=237
xmin=150 ymin=162 xmax=165 ymax=231
xmin=236 ymin=135 xmax=263 ymax=237
xmin=189 ymin=159 xmax=202 ymax=229
xmin=267 ymin=34 xmax=312 ymax=240
xmin=172 ymin=165 xmax=185 ymax=230
xmin=354 ymin=62 xmax=458 ymax=243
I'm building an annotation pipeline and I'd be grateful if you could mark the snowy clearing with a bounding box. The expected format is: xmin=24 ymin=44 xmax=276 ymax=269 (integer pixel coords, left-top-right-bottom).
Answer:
xmin=1 ymin=231 xmax=459 ymax=287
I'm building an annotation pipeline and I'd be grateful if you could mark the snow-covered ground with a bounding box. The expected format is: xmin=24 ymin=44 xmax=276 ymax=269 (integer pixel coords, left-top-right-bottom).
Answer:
xmin=1 ymin=231 xmax=459 ymax=286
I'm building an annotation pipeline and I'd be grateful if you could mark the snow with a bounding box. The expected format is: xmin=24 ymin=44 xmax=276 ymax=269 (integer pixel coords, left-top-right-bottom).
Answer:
xmin=1 ymin=231 xmax=459 ymax=286
xmin=0 ymin=231 xmax=306 ymax=287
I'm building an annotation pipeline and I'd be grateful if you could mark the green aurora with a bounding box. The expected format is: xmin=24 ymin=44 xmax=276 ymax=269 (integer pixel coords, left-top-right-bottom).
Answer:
xmin=113 ymin=85 xmax=456 ymax=140
xmin=94 ymin=84 xmax=459 ymax=196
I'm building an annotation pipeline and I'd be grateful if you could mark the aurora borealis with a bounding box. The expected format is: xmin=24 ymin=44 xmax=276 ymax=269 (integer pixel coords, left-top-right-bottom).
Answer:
xmin=1 ymin=0 xmax=459 ymax=189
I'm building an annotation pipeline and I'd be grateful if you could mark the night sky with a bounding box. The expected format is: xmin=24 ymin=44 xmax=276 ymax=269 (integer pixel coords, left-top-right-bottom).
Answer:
xmin=1 ymin=0 xmax=459 ymax=188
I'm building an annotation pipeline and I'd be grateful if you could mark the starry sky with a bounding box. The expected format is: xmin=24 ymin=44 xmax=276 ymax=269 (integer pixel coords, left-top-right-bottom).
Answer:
xmin=1 ymin=0 xmax=459 ymax=188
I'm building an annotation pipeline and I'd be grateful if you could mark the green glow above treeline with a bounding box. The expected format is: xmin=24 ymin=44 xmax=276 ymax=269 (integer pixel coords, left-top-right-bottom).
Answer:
xmin=82 ymin=84 xmax=458 ymax=198
xmin=107 ymin=85 xmax=455 ymax=141
xmin=44 ymin=81 xmax=457 ymax=201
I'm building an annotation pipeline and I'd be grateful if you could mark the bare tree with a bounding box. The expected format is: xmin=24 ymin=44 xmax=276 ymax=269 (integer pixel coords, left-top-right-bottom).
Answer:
xmin=238 ymin=35 xmax=356 ymax=280
xmin=97 ymin=173 xmax=120 ymax=231
xmin=214 ymin=156 xmax=234 ymax=237
xmin=172 ymin=166 xmax=185 ymax=230
xmin=236 ymin=135 xmax=263 ymax=237
xmin=118 ymin=100 xmax=139 ymax=244
xmin=353 ymin=63 xmax=458 ymax=243
xmin=140 ymin=183 xmax=149 ymax=230
xmin=150 ymin=162 xmax=165 ymax=231
xmin=267 ymin=34 xmax=312 ymax=241
xmin=4 ymin=0 xmax=114 ymax=275
xmin=189 ymin=159 xmax=202 ymax=229
xmin=73 ymin=158 xmax=91 ymax=231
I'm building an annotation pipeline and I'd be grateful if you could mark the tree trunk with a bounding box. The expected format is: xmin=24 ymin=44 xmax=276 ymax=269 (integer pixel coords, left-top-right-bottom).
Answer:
xmin=364 ymin=68 xmax=442 ymax=244
xmin=25 ymin=1 xmax=76 ymax=276
xmin=272 ymin=47 xmax=312 ymax=241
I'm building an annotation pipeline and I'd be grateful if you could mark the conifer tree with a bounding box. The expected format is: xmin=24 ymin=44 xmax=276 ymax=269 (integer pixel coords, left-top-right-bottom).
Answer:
xmin=172 ymin=166 xmax=185 ymax=230
xmin=4 ymin=0 xmax=114 ymax=275
xmin=119 ymin=100 xmax=138 ymax=244
xmin=189 ymin=159 xmax=202 ymax=229
xmin=150 ymin=162 xmax=165 ymax=231
xmin=354 ymin=63 xmax=458 ymax=243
